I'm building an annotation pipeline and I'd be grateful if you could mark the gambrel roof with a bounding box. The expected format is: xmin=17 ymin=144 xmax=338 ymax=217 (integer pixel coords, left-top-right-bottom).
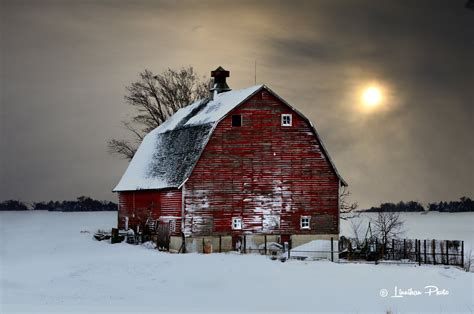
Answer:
xmin=113 ymin=85 xmax=346 ymax=192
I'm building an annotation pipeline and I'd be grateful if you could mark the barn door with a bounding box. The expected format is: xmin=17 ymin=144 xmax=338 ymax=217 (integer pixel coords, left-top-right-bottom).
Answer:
xmin=232 ymin=236 xmax=242 ymax=251
xmin=156 ymin=222 xmax=170 ymax=251
xmin=280 ymin=234 xmax=291 ymax=251
xmin=280 ymin=234 xmax=290 ymax=244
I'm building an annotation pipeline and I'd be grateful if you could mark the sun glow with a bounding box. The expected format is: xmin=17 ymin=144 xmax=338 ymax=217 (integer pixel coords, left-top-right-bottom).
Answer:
xmin=362 ymin=86 xmax=382 ymax=108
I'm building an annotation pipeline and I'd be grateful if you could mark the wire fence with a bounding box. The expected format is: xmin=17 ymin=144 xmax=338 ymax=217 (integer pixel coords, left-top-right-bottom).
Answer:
xmin=238 ymin=235 xmax=339 ymax=262
xmin=339 ymin=237 xmax=465 ymax=267
xmin=236 ymin=235 xmax=464 ymax=267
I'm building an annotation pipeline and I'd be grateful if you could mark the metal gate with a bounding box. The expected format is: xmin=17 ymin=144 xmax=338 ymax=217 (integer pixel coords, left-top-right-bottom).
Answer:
xmin=156 ymin=222 xmax=170 ymax=251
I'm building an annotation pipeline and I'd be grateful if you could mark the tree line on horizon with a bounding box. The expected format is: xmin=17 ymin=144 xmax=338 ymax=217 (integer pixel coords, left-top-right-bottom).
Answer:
xmin=1 ymin=197 xmax=473 ymax=213
xmin=0 ymin=196 xmax=117 ymax=212
xmin=362 ymin=197 xmax=473 ymax=212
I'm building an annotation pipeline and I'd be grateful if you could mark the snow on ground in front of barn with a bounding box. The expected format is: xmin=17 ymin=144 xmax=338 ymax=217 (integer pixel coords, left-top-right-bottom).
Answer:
xmin=1 ymin=211 xmax=473 ymax=314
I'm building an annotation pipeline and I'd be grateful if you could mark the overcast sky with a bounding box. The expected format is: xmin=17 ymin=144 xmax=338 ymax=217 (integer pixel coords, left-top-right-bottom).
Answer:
xmin=1 ymin=0 xmax=473 ymax=208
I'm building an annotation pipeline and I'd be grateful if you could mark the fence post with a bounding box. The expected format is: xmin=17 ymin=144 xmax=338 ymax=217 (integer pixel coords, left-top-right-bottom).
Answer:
xmin=111 ymin=228 xmax=119 ymax=244
xmin=331 ymin=237 xmax=334 ymax=262
xmin=446 ymin=240 xmax=449 ymax=265
xmin=418 ymin=240 xmax=421 ymax=266
xmin=424 ymin=240 xmax=427 ymax=264
xmin=287 ymin=237 xmax=292 ymax=260
xmin=441 ymin=241 xmax=446 ymax=264
xmin=375 ymin=238 xmax=379 ymax=264
xmin=415 ymin=239 xmax=420 ymax=264
xmin=181 ymin=233 xmax=186 ymax=254
xmin=243 ymin=235 xmax=246 ymax=254
xmin=219 ymin=235 xmax=222 ymax=253
xmin=432 ymin=239 xmax=436 ymax=265
xmin=392 ymin=238 xmax=395 ymax=260
xmin=348 ymin=242 xmax=352 ymax=261
xmin=403 ymin=239 xmax=407 ymax=259
xmin=414 ymin=239 xmax=418 ymax=262
xmin=202 ymin=237 xmax=205 ymax=253
xmin=415 ymin=240 xmax=417 ymax=264
xmin=264 ymin=235 xmax=267 ymax=255
xmin=461 ymin=241 xmax=464 ymax=267
xmin=415 ymin=239 xmax=418 ymax=262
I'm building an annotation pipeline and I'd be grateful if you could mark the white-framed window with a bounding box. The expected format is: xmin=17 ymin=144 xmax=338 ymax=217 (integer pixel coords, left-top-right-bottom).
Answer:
xmin=232 ymin=217 xmax=242 ymax=230
xmin=300 ymin=216 xmax=311 ymax=229
xmin=281 ymin=114 xmax=292 ymax=126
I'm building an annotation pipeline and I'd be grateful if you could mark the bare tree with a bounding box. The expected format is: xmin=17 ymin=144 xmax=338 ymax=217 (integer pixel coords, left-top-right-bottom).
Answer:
xmin=349 ymin=219 xmax=365 ymax=248
xmin=371 ymin=211 xmax=405 ymax=246
xmin=339 ymin=186 xmax=359 ymax=220
xmin=108 ymin=67 xmax=210 ymax=159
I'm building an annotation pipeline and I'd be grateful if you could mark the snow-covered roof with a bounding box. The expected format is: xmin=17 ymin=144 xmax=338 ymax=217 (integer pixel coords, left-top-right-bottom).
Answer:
xmin=113 ymin=85 xmax=263 ymax=192
xmin=155 ymin=85 xmax=263 ymax=133
xmin=113 ymin=84 xmax=346 ymax=192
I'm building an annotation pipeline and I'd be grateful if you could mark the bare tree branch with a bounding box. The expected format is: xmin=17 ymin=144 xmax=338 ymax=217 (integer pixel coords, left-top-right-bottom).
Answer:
xmin=371 ymin=211 xmax=405 ymax=246
xmin=122 ymin=120 xmax=144 ymax=142
xmin=108 ymin=67 xmax=209 ymax=160
xmin=350 ymin=219 xmax=365 ymax=248
xmin=107 ymin=139 xmax=137 ymax=160
xmin=340 ymin=186 xmax=359 ymax=220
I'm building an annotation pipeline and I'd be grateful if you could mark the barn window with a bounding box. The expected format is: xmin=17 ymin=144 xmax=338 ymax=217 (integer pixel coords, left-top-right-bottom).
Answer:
xmin=232 ymin=217 xmax=242 ymax=230
xmin=300 ymin=216 xmax=310 ymax=229
xmin=232 ymin=115 xmax=242 ymax=127
xmin=281 ymin=114 xmax=292 ymax=126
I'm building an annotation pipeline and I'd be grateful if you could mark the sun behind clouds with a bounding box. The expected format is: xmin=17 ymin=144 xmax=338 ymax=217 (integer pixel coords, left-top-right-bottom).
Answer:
xmin=362 ymin=86 xmax=382 ymax=108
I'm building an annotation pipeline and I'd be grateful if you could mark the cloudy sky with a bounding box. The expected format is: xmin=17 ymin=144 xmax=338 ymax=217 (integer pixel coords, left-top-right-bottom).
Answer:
xmin=1 ymin=0 xmax=473 ymax=208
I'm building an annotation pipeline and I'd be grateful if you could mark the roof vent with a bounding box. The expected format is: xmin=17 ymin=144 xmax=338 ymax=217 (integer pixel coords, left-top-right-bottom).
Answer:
xmin=210 ymin=66 xmax=231 ymax=97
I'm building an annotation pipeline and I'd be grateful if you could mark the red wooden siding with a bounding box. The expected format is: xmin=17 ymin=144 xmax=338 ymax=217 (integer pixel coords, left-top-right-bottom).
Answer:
xmin=118 ymin=189 xmax=182 ymax=235
xmin=183 ymin=90 xmax=340 ymax=236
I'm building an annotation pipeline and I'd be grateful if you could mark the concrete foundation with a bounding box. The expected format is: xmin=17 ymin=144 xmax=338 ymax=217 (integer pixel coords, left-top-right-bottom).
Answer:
xmin=291 ymin=234 xmax=339 ymax=247
xmin=173 ymin=233 xmax=339 ymax=260
xmin=182 ymin=236 xmax=233 ymax=253
xmin=169 ymin=236 xmax=183 ymax=252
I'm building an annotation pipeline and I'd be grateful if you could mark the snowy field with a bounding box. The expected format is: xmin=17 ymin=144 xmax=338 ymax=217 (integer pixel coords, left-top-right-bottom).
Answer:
xmin=1 ymin=211 xmax=473 ymax=314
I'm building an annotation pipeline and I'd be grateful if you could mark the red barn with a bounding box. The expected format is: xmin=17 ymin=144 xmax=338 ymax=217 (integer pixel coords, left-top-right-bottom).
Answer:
xmin=113 ymin=67 xmax=347 ymax=253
